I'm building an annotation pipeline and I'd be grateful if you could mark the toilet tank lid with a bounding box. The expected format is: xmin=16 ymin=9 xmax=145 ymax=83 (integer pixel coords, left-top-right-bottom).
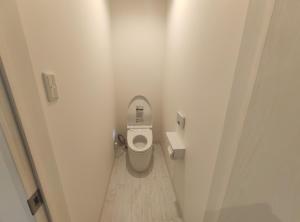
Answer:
xmin=127 ymin=95 xmax=152 ymax=127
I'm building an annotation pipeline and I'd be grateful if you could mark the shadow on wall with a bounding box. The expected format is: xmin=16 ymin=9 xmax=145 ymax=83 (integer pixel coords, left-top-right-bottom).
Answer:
xmin=205 ymin=204 xmax=281 ymax=222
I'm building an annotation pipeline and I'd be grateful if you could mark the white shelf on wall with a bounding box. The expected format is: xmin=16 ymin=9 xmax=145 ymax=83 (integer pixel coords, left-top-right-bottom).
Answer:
xmin=166 ymin=132 xmax=186 ymax=160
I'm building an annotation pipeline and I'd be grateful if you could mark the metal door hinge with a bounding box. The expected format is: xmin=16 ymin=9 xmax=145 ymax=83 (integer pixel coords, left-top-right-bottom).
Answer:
xmin=27 ymin=189 xmax=43 ymax=215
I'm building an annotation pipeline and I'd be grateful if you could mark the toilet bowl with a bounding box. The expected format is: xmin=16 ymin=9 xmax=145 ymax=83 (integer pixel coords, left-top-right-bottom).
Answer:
xmin=127 ymin=128 xmax=153 ymax=172
xmin=126 ymin=95 xmax=153 ymax=172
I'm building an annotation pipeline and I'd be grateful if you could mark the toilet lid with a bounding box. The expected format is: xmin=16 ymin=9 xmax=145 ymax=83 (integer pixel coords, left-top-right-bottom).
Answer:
xmin=127 ymin=95 xmax=152 ymax=127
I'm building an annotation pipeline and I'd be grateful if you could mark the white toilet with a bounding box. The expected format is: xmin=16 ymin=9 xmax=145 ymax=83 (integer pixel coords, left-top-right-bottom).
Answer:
xmin=127 ymin=95 xmax=153 ymax=172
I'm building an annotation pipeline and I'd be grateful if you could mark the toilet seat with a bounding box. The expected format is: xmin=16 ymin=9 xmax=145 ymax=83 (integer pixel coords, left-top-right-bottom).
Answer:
xmin=127 ymin=129 xmax=152 ymax=152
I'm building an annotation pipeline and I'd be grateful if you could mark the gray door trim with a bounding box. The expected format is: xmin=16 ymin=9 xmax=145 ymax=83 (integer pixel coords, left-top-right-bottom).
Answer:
xmin=0 ymin=125 xmax=36 ymax=222
xmin=0 ymin=57 xmax=52 ymax=222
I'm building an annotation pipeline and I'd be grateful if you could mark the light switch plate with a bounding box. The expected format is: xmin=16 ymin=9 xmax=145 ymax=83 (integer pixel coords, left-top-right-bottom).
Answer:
xmin=42 ymin=73 xmax=59 ymax=102
xmin=177 ymin=112 xmax=185 ymax=129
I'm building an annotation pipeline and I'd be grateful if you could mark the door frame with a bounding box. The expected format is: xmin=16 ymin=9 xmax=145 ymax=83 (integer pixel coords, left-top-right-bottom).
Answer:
xmin=0 ymin=58 xmax=52 ymax=221
xmin=0 ymin=124 xmax=36 ymax=222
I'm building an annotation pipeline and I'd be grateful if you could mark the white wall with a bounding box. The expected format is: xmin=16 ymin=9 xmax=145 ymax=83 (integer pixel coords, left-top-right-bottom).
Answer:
xmin=110 ymin=0 xmax=166 ymax=141
xmin=204 ymin=1 xmax=275 ymax=222
xmin=162 ymin=0 xmax=250 ymax=221
xmin=218 ymin=1 xmax=300 ymax=222
xmin=0 ymin=0 xmax=70 ymax=221
xmin=14 ymin=1 xmax=115 ymax=222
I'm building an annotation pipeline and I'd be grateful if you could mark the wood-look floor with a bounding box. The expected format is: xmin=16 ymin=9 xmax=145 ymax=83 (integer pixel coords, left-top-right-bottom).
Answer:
xmin=100 ymin=145 xmax=182 ymax=222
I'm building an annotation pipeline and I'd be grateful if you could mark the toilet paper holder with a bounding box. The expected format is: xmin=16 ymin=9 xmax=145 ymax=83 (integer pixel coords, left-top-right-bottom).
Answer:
xmin=166 ymin=132 xmax=186 ymax=160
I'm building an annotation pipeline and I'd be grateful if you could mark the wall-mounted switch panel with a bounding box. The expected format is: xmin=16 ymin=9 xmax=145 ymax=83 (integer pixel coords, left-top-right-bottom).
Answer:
xmin=177 ymin=112 xmax=185 ymax=129
xmin=42 ymin=73 xmax=59 ymax=102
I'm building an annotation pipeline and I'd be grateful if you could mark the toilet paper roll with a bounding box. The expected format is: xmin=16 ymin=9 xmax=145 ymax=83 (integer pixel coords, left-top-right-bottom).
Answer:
xmin=167 ymin=145 xmax=174 ymax=160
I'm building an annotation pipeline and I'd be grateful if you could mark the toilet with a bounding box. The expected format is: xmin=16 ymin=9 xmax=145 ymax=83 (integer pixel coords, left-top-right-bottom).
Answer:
xmin=127 ymin=95 xmax=153 ymax=172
